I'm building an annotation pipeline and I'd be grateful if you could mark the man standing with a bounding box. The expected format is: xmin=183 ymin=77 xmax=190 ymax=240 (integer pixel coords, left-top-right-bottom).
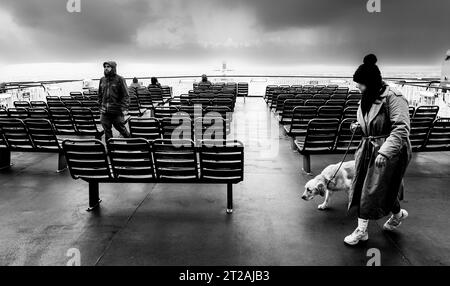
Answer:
xmin=98 ymin=61 xmax=131 ymax=142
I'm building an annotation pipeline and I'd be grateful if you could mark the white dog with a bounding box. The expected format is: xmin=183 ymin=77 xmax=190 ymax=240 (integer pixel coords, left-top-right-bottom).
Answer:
xmin=301 ymin=160 xmax=355 ymax=210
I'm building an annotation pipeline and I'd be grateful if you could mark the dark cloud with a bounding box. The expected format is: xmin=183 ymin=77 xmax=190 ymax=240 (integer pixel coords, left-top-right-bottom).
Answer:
xmin=0 ymin=0 xmax=448 ymax=66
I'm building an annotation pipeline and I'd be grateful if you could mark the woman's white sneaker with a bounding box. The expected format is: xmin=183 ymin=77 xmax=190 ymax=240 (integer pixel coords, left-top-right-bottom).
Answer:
xmin=344 ymin=228 xmax=369 ymax=245
xmin=383 ymin=209 xmax=408 ymax=231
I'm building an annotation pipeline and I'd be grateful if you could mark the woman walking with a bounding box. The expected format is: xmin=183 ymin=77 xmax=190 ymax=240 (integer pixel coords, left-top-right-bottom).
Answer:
xmin=345 ymin=54 xmax=412 ymax=245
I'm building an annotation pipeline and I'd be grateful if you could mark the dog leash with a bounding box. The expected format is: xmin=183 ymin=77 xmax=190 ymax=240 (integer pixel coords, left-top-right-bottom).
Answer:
xmin=325 ymin=125 xmax=358 ymax=189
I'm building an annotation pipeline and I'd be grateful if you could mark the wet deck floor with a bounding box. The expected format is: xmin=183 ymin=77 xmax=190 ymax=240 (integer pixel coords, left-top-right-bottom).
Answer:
xmin=0 ymin=97 xmax=449 ymax=266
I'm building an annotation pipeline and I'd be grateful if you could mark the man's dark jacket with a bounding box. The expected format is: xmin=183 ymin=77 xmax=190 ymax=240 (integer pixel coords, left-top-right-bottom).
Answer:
xmin=98 ymin=61 xmax=129 ymax=114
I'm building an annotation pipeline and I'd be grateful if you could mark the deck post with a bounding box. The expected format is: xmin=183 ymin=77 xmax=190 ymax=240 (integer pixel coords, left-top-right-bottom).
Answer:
xmin=0 ymin=149 xmax=11 ymax=169
xmin=226 ymin=183 xmax=233 ymax=214
xmin=57 ymin=152 xmax=67 ymax=173
xmin=302 ymin=154 xmax=311 ymax=174
xmin=87 ymin=181 xmax=102 ymax=212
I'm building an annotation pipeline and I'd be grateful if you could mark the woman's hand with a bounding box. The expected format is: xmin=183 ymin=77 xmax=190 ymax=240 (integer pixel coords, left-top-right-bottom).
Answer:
xmin=375 ymin=154 xmax=387 ymax=168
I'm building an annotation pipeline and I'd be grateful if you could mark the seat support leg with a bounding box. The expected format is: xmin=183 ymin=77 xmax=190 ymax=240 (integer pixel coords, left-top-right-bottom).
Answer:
xmin=302 ymin=154 xmax=312 ymax=175
xmin=57 ymin=152 xmax=67 ymax=173
xmin=226 ymin=183 xmax=233 ymax=214
xmin=0 ymin=149 xmax=11 ymax=170
xmin=87 ymin=182 xmax=102 ymax=212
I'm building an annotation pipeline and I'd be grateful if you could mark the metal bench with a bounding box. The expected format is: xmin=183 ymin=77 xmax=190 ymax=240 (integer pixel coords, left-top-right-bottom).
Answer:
xmin=62 ymin=139 xmax=244 ymax=213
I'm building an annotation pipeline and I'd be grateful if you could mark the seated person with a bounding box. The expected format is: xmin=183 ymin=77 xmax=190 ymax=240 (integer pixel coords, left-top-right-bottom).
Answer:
xmin=198 ymin=74 xmax=212 ymax=87
xmin=129 ymin=77 xmax=142 ymax=89
xmin=148 ymin=77 xmax=162 ymax=89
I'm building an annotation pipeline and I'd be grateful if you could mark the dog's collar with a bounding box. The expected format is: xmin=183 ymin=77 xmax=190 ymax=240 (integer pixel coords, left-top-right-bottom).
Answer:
xmin=324 ymin=176 xmax=335 ymax=189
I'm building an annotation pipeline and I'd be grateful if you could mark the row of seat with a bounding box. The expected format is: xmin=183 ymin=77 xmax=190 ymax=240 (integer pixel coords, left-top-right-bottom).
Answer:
xmin=282 ymin=106 xmax=358 ymax=134
xmin=0 ymin=107 xmax=104 ymax=138
xmin=0 ymin=115 xmax=232 ymax=170
xmin=268 ymin=93 xmax=362 ymax=110
xmin=291 ymin=116 xmax=450 ymax=173
xmin=276 ymin=99 xmax=359 ymax=122
xmin=62 ymin=138 xmax=244 ymax=212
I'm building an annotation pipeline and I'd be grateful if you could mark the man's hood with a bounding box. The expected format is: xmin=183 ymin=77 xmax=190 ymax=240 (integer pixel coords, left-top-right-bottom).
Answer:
xmin=103 ymin=61 xmax=117 ymax=76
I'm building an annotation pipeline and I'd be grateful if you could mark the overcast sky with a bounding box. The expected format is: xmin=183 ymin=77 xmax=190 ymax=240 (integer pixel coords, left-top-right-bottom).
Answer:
xmin=0 ymin=0 xmax=449 ymax=75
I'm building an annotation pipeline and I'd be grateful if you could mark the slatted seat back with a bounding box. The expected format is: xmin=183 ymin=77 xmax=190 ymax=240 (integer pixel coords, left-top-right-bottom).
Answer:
xmin=413 ymin=106 xmax=439 ymax=122
xmin=137 ymin=91 xmax=153 ymax=108
xmin=304 ymin=99 xmax=326 ymax=107
xmin=30 ymin=101 xmax=48 ymax=109
xmin=0 ymin=118 xmax=33 ymax=149
xmin=46 ymin=96 xmax=61 ymax=102
xmin=325 ymin=99 xmax=346 ymax=107
xmin=28 ymin=108 xmax=50 ymax=119
xmin=237 ymin=82 xmax=248 ymax=96
xmin=161 ymin=86 xmax=172 ymax=101
xmin=289 ymin=106 xmax=318 ymax=136
xmin=47 ymin=101 xmax=65 ymax=108
xmin=107 ymin=138 xmax=154 ymax=179
xmin=129 ymin=96 xmax=144 ymax=117
xmin=129 ymin=96 xmax=142 ymax=111
xmin=81 ymin=100 xmax=100 ymax=121
xmin=335 ymin=87 xmax=349 ymax=94
xmin=199 ymin=140 xmax=244 ymax=182
xmin=424 ymin=118 xmax=450 ymax=151
xmin=199 ymin=92 xmax=214 ymax=100
xmin=0 ymin=108 xmax=8 ymax=118
xmin=179 ymin=106 xmax=202 ymax=120
xmin=129 ymin=118 xmax=161 ymax=140
xmin=160 ymin=116 xmax=193 ymax=140
xmin=86 ymin=95 xmax=99 ymax=101
xmin=313 ymin=94 xmax=331 ymax=101
xmin=154 ymin=106 xmax=179 ymax=120
xmin=319 ymin=89 xmax=334 ymax=94
xmin=191 ymin=98 xmax=211 ymax=107
xmin=60 ymin=96 xmax=73 ymax=101
xmin=194 ymin=117 xmax=226 ymax=143
xmin=204 ymin=106 xmax=231 ymax=121
xmin=334 ymin=118 xmax=362 ymax=152
xmin=347 ymin=94 xmax=362 ymax=100
xmin=49 ymin=107 xmax=76 ymax=134
xmin=70 ymin=92 xmax=83 ymax=99
xmin=275 ymin=94 xmax=296 ymax=113
xmin=265 ymin=85 xmax=278 ymax=102
xmin=71 ymin=108 xmax=99 ymax=134
xmin=152 ymin=139 xmax=198 ymax=180
xmin=212 ymin=98 xmax=233 ymax=110
xmin=24 ymin=119 xmax=60 ymax=150
xmin=318 ymin=106 xmax=343 ymax=119
xmin=345 ymin=100 xmax=360 ymax=108
xmin=149 ymin=87 xmax=164 ymax=105
xmin=296 ymin=94 xmax=312 ymax=101
xmin=300 ymin=119 xmax=340 ymax=152
xmin=63 ymin=100 xmax=82 ymax=109
xmin=330 ymin=94 xmax=348 ymax=100
xmin=14 ymin=101 xmax=31 ymax=109
xmin=62 ymin=139 xmax=112 ymax=179
xmin=410 ymin=118 xmax=433 ymax=150
xmin=281 ymin=99 xmax=304 ymax=123
xmin=342 ymin=106 xmax=358 ymax=119
xmin=7 ymin=108 xmax=28 ymax=119
xmin=270 ymin=93 xmax=285 ymax=109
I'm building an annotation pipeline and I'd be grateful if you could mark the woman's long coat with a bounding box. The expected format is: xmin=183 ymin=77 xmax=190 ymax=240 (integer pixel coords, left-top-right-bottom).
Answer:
xmin=348 ymin=85 xmax=412 ymax=220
